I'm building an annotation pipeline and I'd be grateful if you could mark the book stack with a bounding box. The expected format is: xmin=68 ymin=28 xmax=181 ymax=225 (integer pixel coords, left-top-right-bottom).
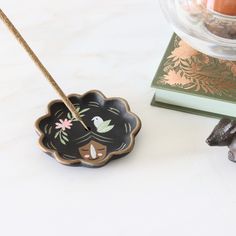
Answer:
xmin=151 ymin=34 xmax=236 ymax=119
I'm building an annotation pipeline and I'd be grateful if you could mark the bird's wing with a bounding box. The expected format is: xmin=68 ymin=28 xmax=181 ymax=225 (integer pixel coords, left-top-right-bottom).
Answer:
xmin=97 ymin=125 xmax=114 ymax=133
xmin=97 ymin=120 xmax=113 ymax=133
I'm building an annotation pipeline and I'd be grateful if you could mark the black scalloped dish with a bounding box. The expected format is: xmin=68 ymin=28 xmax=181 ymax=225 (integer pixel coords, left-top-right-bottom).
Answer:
xmin=35 ymin=90 xmax=141 ymax=167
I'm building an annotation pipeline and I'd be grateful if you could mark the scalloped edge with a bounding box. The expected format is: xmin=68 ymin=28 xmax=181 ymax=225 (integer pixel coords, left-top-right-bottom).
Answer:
xmin=35 ymin=90 xmax=142 ymax=167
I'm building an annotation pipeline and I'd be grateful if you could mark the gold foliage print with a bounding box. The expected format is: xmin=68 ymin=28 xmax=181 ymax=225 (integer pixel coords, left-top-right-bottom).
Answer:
xmin=158 ymin=36 xmax=236 ymax=99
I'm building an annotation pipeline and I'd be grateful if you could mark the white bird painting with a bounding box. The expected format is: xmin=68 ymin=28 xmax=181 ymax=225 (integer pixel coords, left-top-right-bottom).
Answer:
xmin=91 ymin=116 xmax=114 ymax=133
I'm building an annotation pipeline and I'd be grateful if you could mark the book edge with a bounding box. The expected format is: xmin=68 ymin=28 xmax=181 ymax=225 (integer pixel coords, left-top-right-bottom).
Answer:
xmin=150 ymin=95 xmax=236 ymax=120
xmin=154 ymin=87 xmax=236 ymax=105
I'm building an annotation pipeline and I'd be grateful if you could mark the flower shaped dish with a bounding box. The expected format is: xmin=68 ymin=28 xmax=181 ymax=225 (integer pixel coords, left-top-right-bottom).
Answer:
xmin=35 ymin=90 xmax=141 ymax=168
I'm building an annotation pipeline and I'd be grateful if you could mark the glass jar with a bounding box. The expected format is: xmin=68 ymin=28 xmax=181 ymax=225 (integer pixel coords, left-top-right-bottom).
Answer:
xmin=159 ymin=0 xmax=236 ymax=60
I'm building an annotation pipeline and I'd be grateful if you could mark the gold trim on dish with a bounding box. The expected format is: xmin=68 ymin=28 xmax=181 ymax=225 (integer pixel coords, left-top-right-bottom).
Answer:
xmin=35 ymin=90 xmax=141 ymax=168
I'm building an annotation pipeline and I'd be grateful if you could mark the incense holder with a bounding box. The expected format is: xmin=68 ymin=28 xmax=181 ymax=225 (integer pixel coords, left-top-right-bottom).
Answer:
xmin=206 ymin=118 xmax=236 ymax=162
xmin=35 ymin=90 xmax=141 ymax=167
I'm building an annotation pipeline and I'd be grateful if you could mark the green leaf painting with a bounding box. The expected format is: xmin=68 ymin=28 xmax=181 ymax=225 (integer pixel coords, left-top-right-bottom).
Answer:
xmin=54 ymin=105 xmax=90 ymax=145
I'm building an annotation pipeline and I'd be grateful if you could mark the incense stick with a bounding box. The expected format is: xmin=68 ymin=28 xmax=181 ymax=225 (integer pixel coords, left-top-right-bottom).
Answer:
xmin=0 ymin=9 xmax=88 ymax=130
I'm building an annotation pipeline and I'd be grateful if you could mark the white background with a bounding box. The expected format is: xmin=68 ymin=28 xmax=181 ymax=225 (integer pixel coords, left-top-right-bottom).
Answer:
xmin=0 ymin=1 xmax=236 ymax=235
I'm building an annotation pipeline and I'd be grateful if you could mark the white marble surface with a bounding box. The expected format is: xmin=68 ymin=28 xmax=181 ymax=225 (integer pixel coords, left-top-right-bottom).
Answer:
xmin=0 ymin=1 xmax=236 ymax=235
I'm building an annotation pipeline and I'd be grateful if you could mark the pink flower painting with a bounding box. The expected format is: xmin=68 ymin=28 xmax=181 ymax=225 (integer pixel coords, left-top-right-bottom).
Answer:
xmin=55 ymin=119 xmax=73 ymax=131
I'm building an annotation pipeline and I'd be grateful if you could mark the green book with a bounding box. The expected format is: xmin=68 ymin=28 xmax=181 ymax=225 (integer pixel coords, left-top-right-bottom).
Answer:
xmin=151 ymin=34 xmax=236 ymax=119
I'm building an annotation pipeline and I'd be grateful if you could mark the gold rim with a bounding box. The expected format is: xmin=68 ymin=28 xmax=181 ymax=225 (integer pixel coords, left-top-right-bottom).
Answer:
xmin=35 ymin=90 xmax=142 ymax=167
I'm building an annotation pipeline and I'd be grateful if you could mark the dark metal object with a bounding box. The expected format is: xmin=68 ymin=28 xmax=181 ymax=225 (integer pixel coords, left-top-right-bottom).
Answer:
xmin=206 ymin=118 xmax=236 ymax=162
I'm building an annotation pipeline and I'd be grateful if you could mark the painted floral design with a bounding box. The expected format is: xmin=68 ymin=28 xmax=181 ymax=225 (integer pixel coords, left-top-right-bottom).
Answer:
xmin=54 ymin=106 xmax=90 ymax=145
xmin=35 ymin=90 xmax=141 ymax=168
xmin=56 ymin=119 xmax=72 ymax=131
xmin=55 ymin=119 xmax=72 ymax=145
xmin=156 ymin=35 xmax=236 ymax=100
